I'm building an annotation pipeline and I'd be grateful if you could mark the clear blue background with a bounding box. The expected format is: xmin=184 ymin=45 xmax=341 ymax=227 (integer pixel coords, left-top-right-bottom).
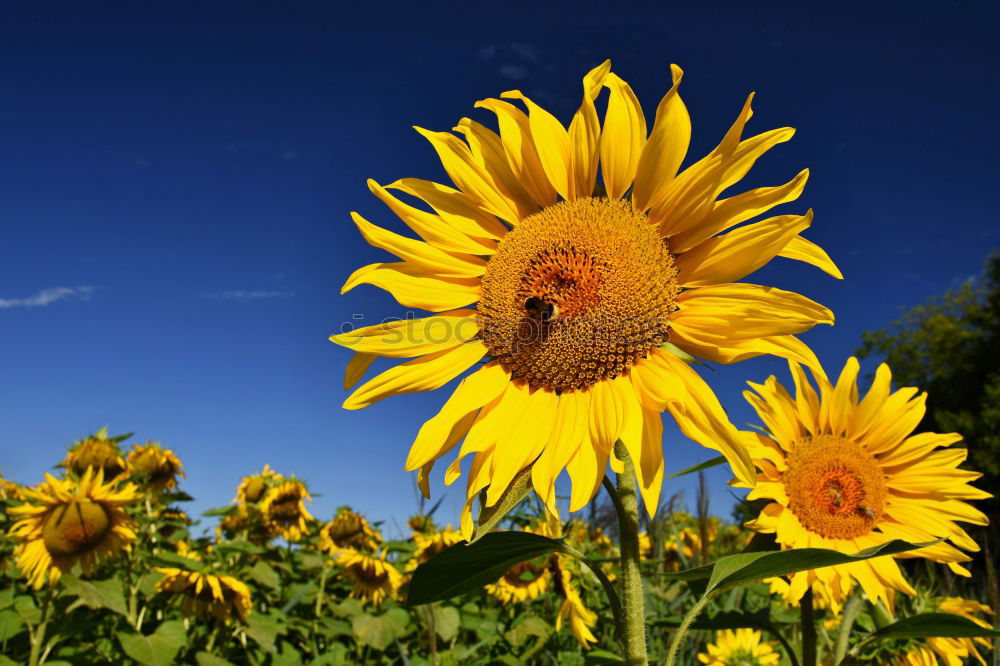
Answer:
xmin=2 ymin=1 xmax=997 ymax=537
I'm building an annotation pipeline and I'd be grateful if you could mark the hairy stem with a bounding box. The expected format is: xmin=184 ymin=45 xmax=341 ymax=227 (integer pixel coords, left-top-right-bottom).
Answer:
xmin=663 ymin=591 xmax=716 ymax=666
xmin=610 ymin=441 xmax=648 ymax=666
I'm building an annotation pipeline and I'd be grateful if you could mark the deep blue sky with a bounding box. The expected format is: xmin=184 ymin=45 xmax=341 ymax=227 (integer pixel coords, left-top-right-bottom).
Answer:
xmin=2 ymin=1 xmax=998 ymax=537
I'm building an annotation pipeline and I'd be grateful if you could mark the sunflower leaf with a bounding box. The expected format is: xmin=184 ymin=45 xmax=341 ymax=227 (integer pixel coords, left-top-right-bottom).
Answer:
xmin=116 ymin=621 xmax=187 ymax=666
xmin=472 ymin=465 xmax=533 ymax=544
xmin=666 ymin=455 xmax=726 ymax=478
xmin=406 ymin=531 xmax=565 ymax=606
xmin=662 ymin=539 xmax=940 ymax=595
xmin=865 ymin=612 xmax=1000 ymax=640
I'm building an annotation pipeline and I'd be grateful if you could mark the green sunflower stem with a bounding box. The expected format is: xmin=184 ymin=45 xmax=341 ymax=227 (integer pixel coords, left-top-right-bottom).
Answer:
xmin=610 ymin=440 xmax=648 ymax=666
xmin=801 ymin=588 xmax=817 ymax=666
xmin=664 ymin=591 xmax=716 ymax=666
xmin=28 ymin=585 xmax=54 ymax=666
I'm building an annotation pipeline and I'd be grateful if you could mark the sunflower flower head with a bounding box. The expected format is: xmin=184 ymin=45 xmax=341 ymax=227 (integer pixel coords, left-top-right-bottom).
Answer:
xmin=742 ymin=357 xmax=991 ymax=609
xmin=697 ymin=629 xmax=781 ymax=665
xmin=155 ymin=567 xmax=252 ymax=623
xmin=406 ymin=526 xmax=463 ymax=572
xmin=408 ymin=513 xmax=435 ymax=535
xmin=215 ymin=503 xmax=279 ymax=544
xmin=337 ymin=548 xmax=403 ymax=606
xmin=127 ymin=441 xmax=185 ymax=493
xmin=62 ymin=426 xmax=129 ymax=480
xmin=0 ymin=475 xmax=20 ymax=501
xmin=234 ymin=464 xmax=283 ymax=504
xmin=319 ymin=507 xmax=383 ymax=555
xmin=8 ymin=468 xmax=138 ymax=588
xmin=259 ymin=478 xmax=313 ymax=541
xmin=332 ymin=60 xmax=840 ymax=537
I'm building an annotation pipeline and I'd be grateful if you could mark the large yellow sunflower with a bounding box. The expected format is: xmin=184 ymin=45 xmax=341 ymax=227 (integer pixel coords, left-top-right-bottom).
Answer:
xmin=259 ymin=479 xmax=313 ymax=541
xmin=155 ymin=567 xmax=252 ymax=623
xmin=742 ymin=357 xmax=991 ymax=609
xmin=8 ymin=468 xmax=138 ymax=588
xmin=697 ymin=629 xmax=781 ymax=666
xmin=331 ymin=60 xmax=839 ymax=535
xmin=127 ymin=441 xmax=185 ymax=493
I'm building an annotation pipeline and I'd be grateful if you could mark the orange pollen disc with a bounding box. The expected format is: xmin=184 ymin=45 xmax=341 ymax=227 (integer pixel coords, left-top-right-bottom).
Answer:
xmin=478 ymin=197 xmax=678 ymax=393
xmin=782 ymin=435 xmax=887 ymax=539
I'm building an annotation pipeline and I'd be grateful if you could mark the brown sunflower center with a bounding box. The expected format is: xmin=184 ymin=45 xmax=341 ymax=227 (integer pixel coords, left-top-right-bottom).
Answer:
xmin=349 ymin=561 xmax=389 ymax=587
xmin=268 ymin=493 xmax=302 ymax=522
xmin=783 ymin=435 xmax=887 ymax=539
xmin=42 ymin=499 xmax=113 ymax=557
xmin=478 ymin=197 xmax=678 ymax=393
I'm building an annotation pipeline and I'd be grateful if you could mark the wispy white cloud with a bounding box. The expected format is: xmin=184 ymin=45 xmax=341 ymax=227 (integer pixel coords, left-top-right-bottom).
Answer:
xmin=205 ymin=290 xmax=295 ymax=302
xmin=0 ymin=286 xmax=95 ymax=309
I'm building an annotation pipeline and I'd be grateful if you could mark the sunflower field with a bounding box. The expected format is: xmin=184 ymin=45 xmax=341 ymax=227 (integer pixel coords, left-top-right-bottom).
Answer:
xmin=0 ymin=421 xmax=997 ymax=665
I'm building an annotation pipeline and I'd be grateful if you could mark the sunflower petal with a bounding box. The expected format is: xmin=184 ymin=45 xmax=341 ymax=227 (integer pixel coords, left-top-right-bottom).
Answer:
xmin=600 ymin=72 xmax=647 ymax=200
xmin=501 ymin=90 xmax=572 ymax=200
xmin=414 ymin=126 xmax=521 ymax=223
xmin=405 ymin=362 xmax=511 ymax=471
xmin=343 ymin=341 xmax=487 ymax=410
xmin=778 ymin=235 xmax=843 ymax=279
xmin=633 ymin=64 xmax=690 ymax=212
xmin=568 ymin=60 xmax=611 ymax=199
xmin=386 ymin=177 xmax=508 ymax=240
xmin=331 ymin=310 xmax=478 ymax=358
xmin=474 ymin=98 xmax=557 ymax=207
xmin=344 ymin=352 xmax=377 ymax=390
xmin=351 ymin=212 xmax=487 ymax=278
xmin=342 ymin=261 xmax=480 ymax=312
xmin=675 ymin=211 xmax=813 ymax=287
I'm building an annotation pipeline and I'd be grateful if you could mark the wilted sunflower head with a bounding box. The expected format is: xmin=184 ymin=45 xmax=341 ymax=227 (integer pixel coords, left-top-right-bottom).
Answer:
xmin=155 ymin=567 xmax=252 ymax=623
xmin=333 ymin=59 xmax=841 ymax=537
xmin=742 ymin=357 xmax=991 ymax=609
xmin=62 ymin=427 xmax=129 ymax=480
xmin=553 ymin=561 xmax=598 ymax=649
xmin=259 ymin=479 xmax=313 ymax=542
xmin=697 ymin=628 xmax=781 ymax=666
xmin=485 ymin=558 xmax=551 ymax=604
xmin=407 ymin=514 xmax=435 ymax=534
xmin=127 ymin=441 xmax=185 ymax=493
xmin=157 ymin=508 xmax=191 ymax=540
xmin=406 ymin=526 xmax=463 ymax=572
xmin=234 ymin=464 xmax=282 ymax=504
xmin=319 ymin=507 xmax=382 ymax=555
xmin=337 ymin=549 xmax=403 ymax=606
xmin=8 ymin=468 xmax=138 ymax=589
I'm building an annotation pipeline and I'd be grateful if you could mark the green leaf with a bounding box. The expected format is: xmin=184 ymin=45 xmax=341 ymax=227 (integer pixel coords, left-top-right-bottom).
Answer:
xmin=117 ymin=621 xmax=187 ymax=666
xmin=505 ymin=615 xmax=551 ymax=648
xmin=0 ymin=609 xmax=26 ymax=642
xmin=433 ymin=605 xmax=461 ymax=642
xmin=62 ymin=574 xmax=129 ymax=617
xmin=664 ymin=539 xmax=938 ymax=595
xmin=195 ymin=652 xmax=236 ymax=666
xmin=866 ymin=612 xmax=1000 ymax=640
xmin=407 ymin=531 xmax=565 ymax=605
xmin=651 ymin=608 xmax=771 ymax=630
xmin=248 ymin=560 xmax=281 ymax=589
xmin=352 ymin=609 xmax=411 ymax=651
xmin=201 ymin=506 xmax=236 ymax=517
xmin=246 ymin=611 xmax=284 ymax=651
xmin=472 ymin=466 xmax=532 ymax=543
xmin=666 ymin=456 xmax=726 ymax=478
xmin=215 ymin=539 xmax=265 ymax=556
xmin=147 ymin=550 xmax=206 ymax=572
xmin=584 ymin=650 xmax=625 ymax=665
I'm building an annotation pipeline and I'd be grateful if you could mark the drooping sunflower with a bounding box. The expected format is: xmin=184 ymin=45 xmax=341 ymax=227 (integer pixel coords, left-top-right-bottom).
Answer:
xmin=742 ymin=357 xmax=991 ymax=609
xmin=555 ymin=564 xmax=599 ymax=648
xmin=485 ymin=559 xmax=551 ymax=604
xmin=215 ymin=503 xmax=279 ymax=543
xmin=331 ymin=60 xmax=839 ymax=535
xmin=318 ymin=507 xmax=383 ymax=555
xmin=62 ymin=427 xmax=129 ymax=480
xmin=408 ymin=513 xmax=435 ymax=535
xmin=697 ymin=629 xmax=781 ymax=666
xmin=234 ymin=464 xmax=283 ymax=504
xmin=259 ymin=479 xmax=313 ymax=541
xmin=337 ymin=549 xmax=403 ymax=605
xmin=127 ymin=441 xmax=185 ymax=493
xmin=155 ymin=567 xmax=252 ymax=623
xmin=405 ymin=526 xmax=463 ymax=572
xmin=157 ymin=507 xmax=191 ymax=540
xmin=8 ymin=468 xmax=138 ymax=588
xmin=908 ymin=597 xmax=994 ymax=666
